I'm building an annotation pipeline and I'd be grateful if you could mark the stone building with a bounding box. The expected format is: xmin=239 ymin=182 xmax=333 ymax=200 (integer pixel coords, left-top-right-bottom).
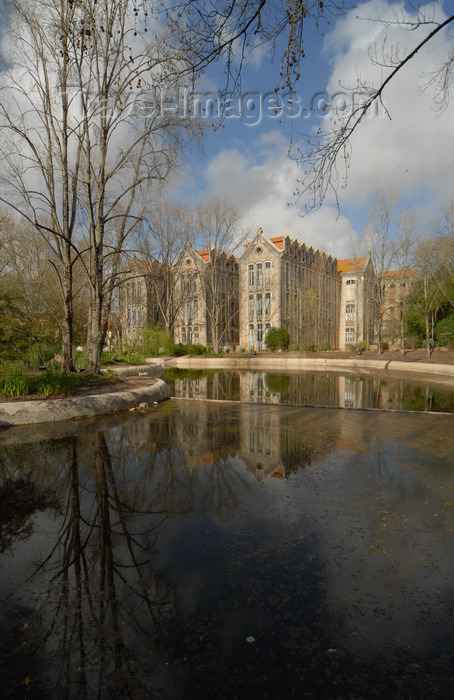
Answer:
xmin=381 ymin=269 xmax=415 ymax=344
xmin=118 ymin=256 xmax=165 ymax=343
xmin=238 ymin=229 xmax=340 ymax=350
xmin=337 ymin=256 xmax=376 ymax=349
xmin=172 ymin=242 xmax=239 ymax=350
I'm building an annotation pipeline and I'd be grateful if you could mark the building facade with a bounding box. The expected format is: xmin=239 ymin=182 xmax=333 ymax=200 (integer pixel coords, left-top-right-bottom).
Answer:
xmin=170 ymin=242 xmax=239 ymax=350
xmin=337 ymin=256 xmax=376 ymax=349
xmin=118 ymin=229 xmax=413 ymax=352
xmin=118 ymin=256 xmax=165 ymax=343
xmin=239 ymin=229 xmax=340 ymax=350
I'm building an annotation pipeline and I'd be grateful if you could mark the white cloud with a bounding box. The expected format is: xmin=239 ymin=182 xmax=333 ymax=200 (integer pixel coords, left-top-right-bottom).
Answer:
xmin=321 ymin=0 xmax=454 ymax=215
xmin=172 ymin=130 xmax=358 ymax=258
xmin=170 ymin=0 xmax=454 ymax=253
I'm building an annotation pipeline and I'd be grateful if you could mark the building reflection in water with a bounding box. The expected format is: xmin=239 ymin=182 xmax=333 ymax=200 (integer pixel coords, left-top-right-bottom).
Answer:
xmin=165 ymin=368 xmax=454 ymax=412
xmin=1 ymin=402 xmax=454 ymax=699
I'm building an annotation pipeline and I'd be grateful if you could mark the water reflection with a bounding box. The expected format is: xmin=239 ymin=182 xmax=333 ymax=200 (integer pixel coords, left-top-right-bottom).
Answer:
xmin=0 ymin=404 xmax=453 ymax=698
xmin=165 ymin=368 xmax=454 ymax=412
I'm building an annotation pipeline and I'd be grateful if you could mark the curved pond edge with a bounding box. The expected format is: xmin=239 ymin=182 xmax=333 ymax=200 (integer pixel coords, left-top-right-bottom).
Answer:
xmin=165 ymin=356 xmax=454 ymax=385
xmin=0 ymin=377 xmax=169 ymax=427
xmin=1 ymin=356 xmax=453 ymax=428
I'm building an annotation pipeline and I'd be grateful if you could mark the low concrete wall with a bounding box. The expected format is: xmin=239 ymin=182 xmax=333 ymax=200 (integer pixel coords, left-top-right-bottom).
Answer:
xmin=0 ymin=378 xmax=169 ymax=427
xmin=165 ymin=356 xmax=454 ymax=384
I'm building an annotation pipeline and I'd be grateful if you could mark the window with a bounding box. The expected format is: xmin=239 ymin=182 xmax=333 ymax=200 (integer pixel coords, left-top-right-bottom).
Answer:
xmin=265 ymin=292 xmax=271 ymax=316
xmin=249 ymin=324 xmax=254 ymax=349
xmin=132 ymin=306 xmax=137 ymax=323
xmin=187 ymin=326 xmax=192 ymax=344
xmin=345 ymin=303 xmax=355 ymax=322
xmin=194 ymin=326 xmax=199 ymax=344
xmin=346 ymin=279 xmax=356 ymax=286
xmin=193 ymin=299 xmax=198 ymax=320
xmin=131 ymin=281 xmax=136 ymax=298
xmin=181 ymin=327 xmax=186 ymax=344
xmin=285 ymin=262 xmax=289 ymax=288
xmin=265 ymin=261 xmax=271 ymax=285
xmin=257 ymin=323 xmax=263 ymax=350
xmin=256 ymin=293 xmax=262 ymax=316
xmin=126 ymin=282 xmax=130 ymax=300
xmin=137 ymin=281 xmax=142 ymax=299
xmin=127 ymin=306 xmax=131 ymax=324
xmin=248 ymin=264 xmax=254 ymax=286
xmin=248 ymin=294 xmax=254 ymax=320
xmin=345 ymin=327 xmax=355 ymax=344
xmin=137 ymin=306 xmax=142 ymax=325
xmin=256 ymin=263 xmax=263 ymax=286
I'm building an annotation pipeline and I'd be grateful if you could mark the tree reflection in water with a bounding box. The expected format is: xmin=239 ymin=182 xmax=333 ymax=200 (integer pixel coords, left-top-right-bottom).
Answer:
xmin=0 ymin=432 xmax=178 ymax=699
xmin=0 ymin=403 xmax=453 ymax=699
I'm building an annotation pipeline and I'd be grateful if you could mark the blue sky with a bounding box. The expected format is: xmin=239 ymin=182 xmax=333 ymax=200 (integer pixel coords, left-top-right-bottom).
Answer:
xmin=167 ymin=0 xmax=454 ymax=260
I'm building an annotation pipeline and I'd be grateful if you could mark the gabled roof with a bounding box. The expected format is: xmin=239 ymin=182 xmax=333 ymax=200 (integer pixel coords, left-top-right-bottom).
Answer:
xmin=337 ymin=257 xmax=368 ymax=273
xmin=196 ymin=249 xmax=210 ymax=262
xmin=385 ymin=268 xmax=416 ymax=278
xmin=269 ymin=236 xmax=285 ymax=250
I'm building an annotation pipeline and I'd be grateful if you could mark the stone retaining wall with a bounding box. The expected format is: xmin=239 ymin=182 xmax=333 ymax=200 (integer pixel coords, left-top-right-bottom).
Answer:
xmin=165 ymin=356 xmax=454 ymax=384
xmin=0 ymin=378 xmax=169 ymax=427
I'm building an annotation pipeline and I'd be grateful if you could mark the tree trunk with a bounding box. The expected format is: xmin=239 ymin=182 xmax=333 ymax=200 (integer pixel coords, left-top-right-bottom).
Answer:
xmin=400 ymin=306 xmax=406 ymax=357
xmin=86 ymin=254 xmax=104 ymax=373
xmin=61 ymin=264 xmax=74 ymax=372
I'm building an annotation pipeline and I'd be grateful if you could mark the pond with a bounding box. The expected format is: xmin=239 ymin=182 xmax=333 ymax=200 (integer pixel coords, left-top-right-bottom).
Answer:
xmin=1 ymin=400 xmax=453 ymax=698
xmin=163 ymin=368 xmax=454 ymax=413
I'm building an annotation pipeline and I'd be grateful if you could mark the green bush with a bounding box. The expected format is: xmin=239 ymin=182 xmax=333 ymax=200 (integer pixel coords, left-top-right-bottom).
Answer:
xmin=301 ymin=343 xmax=313 ymax=352
xmin=405 ymin=308 xmax=425 ymax=341
xmin=381 ymin=341 xmax=389 ymax=352
xmin=136 ymin=325 xmax=175 ymax=356
xmin=186 ymin=344 xmax=206 ymax=356
xmin=435 ymin=316 xmax=454 ymax=346
xmin=265 ymin=327 xmax=290 ymax=351
xmin=35 ymin=370 xmax=79 ymax=396
xmin=318 ymin=341 xmax=331 ymax=351
xmin=22 ymin=342 xmax=60 ymax=370
xmin=0 ymin=372 xmax=31 ymax=397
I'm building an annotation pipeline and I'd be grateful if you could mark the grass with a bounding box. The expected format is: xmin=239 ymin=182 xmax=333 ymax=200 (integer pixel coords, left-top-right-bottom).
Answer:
xmin=0 ymin=368 xmax=121 ymax=399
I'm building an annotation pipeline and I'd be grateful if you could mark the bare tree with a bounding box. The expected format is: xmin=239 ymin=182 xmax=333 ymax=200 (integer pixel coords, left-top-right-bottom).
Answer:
xmin=0 ymin=0 xmax=201 ymax=372
xmin=414 ymin=235 xmax=442 ymax=357
xmin=195 ymin=199 xmax=246 ymax=352
xmin=134 ymin=200 xmax=194 ymax=331
xmin=296 ymin=5 xmax=454 ymax=210
xmin=365 ymin=185 xmax=399 ymax=354
xmin=394 ymin=211 xmax=417 ymax=356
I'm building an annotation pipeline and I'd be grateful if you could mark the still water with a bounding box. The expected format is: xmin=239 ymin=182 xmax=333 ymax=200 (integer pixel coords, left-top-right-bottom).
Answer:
xmin=163 ymin=368 xmax=454 ymax=412
xmin=0 ymin=401 xmax=453 ymax=699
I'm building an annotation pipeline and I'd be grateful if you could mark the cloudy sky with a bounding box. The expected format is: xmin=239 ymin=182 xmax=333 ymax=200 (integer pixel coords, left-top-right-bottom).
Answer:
xmin=168 ymin=0 xmax=454 ymax=259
